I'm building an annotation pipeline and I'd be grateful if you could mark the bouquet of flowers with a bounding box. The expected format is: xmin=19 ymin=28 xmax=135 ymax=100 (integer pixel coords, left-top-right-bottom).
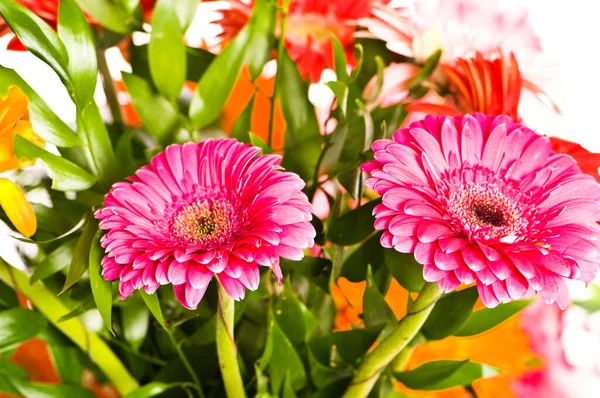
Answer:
xmin=0 ymin=0 xmax=598 ymax=397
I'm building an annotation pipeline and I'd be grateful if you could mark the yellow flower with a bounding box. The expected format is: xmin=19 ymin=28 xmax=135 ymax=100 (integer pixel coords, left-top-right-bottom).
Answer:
xmin=0 ymin=86 xmax=44 ymax=238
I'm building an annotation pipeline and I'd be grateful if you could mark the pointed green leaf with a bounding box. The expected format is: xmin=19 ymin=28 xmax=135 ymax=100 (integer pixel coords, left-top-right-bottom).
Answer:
xmin=246 ymin=0 xmax=277 ymax=79
xmin=230 ymin=94 xmax=255 ymax=143
xmin=140 ymin=290 xmax=167 ymax=332
xmin=122 ymin=72 xmax=179 ymax=144
xmin=0 ymin=66 xmax=81 ymax=147
xmin=274 ymin=278 xmax=306 ymax=346
xmin=456 ymin=299 xmax=532 ymax=337
xmin=14 ymin=135 xmax=97 ymax=191
xmin=330 ymin=34 xmax=348 ymax=82
xmin=58 ymin=0 xmax=98 ymax=105
xmin=0 ymin=308 xmax=47 ymax=351
xmin=149 ymin=0 xmax=187 ymax=102
xmin=61 ymin=215 xmax=98 ymax=294
xmin=0 ymin=1 xmax=69 ymax=83
xmin=394 ymin=360 xmax=478 ymax=391
xmin=77 ymin=0 xmax=136 ymax=33
xmin=79 ymin=102 xmax=119 ymax=188
xmin=408 ymin=49 xmax=442 ymax=89
xmin=30 ymin=237 xmax=78 ymax=283
xmin=189 ymin=27 xmax=250 ymax=128
xmin=89 ymin=230 xmax=113 ymax=333
xmin=363 ymin=266 xmax=396 ymax=327
xmin=249 ymin=132 xmax=272 ymax=154
xmin=9 ymin=379 xmax=96 ymax=398
xmin=327 ymin=199 xmax=381 ymax=245
xmin=385 ymin=249 xmax=425 ymax=293
xmin=421 ymin=287 xmax=479 ymax=340
xmin=278 ymin=49 xmax=322 ymax=181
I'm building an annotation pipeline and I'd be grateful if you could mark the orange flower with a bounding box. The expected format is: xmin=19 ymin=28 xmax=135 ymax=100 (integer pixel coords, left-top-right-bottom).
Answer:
xmin=220 ymin=65 xmax=287 ymax=151
xmin=0 ymin=86 xmax=43 ymax=238
xmin=407 ymin=52 xmax=522 ymax=121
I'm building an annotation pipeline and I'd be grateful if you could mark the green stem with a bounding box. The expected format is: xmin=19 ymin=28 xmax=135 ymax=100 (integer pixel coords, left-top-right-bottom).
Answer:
xmin=390 ymin=346 xmax=413 ymax=374
xmin=343 ymin=282 xmax=442 ymax=398
xmin=267 ymin=1 xmax=290 ymax=148
xmin=168 ymin=332 xmax=204 ymax=397
xmin=0 ymin=260 xmax=138 ymax=395
xmin=96 ymin=47 xmax=124 ymax=127
xmin=216 ymin=281 xmax=246 ymax=398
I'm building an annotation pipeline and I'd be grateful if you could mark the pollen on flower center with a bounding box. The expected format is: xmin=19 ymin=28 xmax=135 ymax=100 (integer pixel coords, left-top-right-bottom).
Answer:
xmin=446 ymin=182 xmax=527 ymax=240
xmin=171 ymin=197 xmax=243 ymax=247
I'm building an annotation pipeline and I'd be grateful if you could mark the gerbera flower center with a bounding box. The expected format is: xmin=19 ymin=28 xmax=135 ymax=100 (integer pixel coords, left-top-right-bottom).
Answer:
xmin=171 ymin=197 xmax=243 ymax=247
xmin=446 ymin=182 xmax=527 ymax=241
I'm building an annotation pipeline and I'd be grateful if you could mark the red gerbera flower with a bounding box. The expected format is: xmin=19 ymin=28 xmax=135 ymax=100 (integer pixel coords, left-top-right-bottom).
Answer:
xmin=199 ymin=0 xmax=386 ymax=82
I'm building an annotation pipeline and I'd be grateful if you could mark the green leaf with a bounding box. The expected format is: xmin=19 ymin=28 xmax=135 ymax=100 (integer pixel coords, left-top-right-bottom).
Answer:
xmin=429 ymin=362 xmax=484 ymax=390
xmin=122 ymin=296 xmax=150 ymax=351
xmin=348 ymin=43 xmax=364 ymax=84
xmin=8 ymin=378 xmax=95 ymax=398
xmin=189 ymin=27 xmax=250 ymax=128
xmin=309 ymin=324 xmax=384 ymax=366
xmin=246 ymin=0 xmax=277 ymax=79
xmin=122 ymin=72 xmax=179 ymax=145
xmin=140 ymin=290 xmax=167 ymax=331
xmin=230 ymin=94 xmax=255 ymax=143
xmin=325 ymin=81 xmax=348 ymax=118
xmin=61 ymin=215 xmax=98 ymax=294
xmin=0 ymin=308 xmax=47 ymax=351
xmin=456 ymin=299 xmax=532 ymax=337
xmin=80 ymin=102 xmax=119 ymax=188
xmin=282 ymin=257 xmax=332 ymax=292
xmin=0 ymin=66 xmax=81 ymax=148
xmin=259 ymin=313 xmax=307 ymax=393
xmin=363 ymin=266 xmax=396 ymax=328
xmin=385 ymin=249 xmax=425 ymax=293
xmin=341 ymin=232 xmax=384 ymax=282
xmin=327 ymin=199 xmax=380 ymax=245
xmin=249 ymin=132 xmax=272 ymax=154
xmin=124 ymin=382 xmax=187 ymax=398
xmin=14 ymin=135 xmax=97 ymax=191
xmin=30 ymin=237 xmax=78 ymax=283
xmin=77 ymin=0 xmax=136 ymax=34
xmin=14 ymin=212 xmax=87 ymax=245
xmin=173 ymin=0 xmax=198 ymax=30
xmin=282 ymin=374 xmax=298 ymax=398
xmin=365 ymin=56 xmax=385 ymax=103
xmin=57 ymin=0 xmax=98 ymax=105
xmin=394 ymin=360 xmax=478 ymax=391
xmin=408 ymin=49 xmax=442 ymax=89
xmin=57 ymin=299 xmax=95 ymax=322
xmin=278 ymin=49 xmax=322 ymax=181
xmin=274 ymin=278 xmax=306 ymax=346
xmin=89 ymin=230 xmax=113 ymax=333
xmin=0 ymin=1 xmax=69 ymax=83
xmin=330 ymin=34 xmax=348 ymax=82
xmin=47 ymin=344 xmax=84 ymax=385
xmin=149 ymin=0 xmax=187 ymax=102
xmin=421 ymin=287 xmax=479 ymax=340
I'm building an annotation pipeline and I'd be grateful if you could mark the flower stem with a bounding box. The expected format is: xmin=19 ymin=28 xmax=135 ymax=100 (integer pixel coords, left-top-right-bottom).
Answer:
xmin=96 ymin=47 xmax=124 ymax=127
xmin=342 ymin=282 xmax=442 ymax=398
xmin=0 ymin=260 xmax=138 ymax=395
xmin=216 ymin=281 xmax=246 ymax=398
xmin=168 ymin=332 xmax=204 ymax=397
xmin=267 ymin=0 xmax=290 ymax=148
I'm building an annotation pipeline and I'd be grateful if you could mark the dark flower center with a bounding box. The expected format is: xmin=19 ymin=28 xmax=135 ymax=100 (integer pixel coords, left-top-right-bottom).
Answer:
xmin=470 ymin=202 xmax=505 ymax=227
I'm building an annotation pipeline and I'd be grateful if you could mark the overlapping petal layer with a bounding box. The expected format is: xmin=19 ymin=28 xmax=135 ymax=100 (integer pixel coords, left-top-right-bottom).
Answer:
xmin=96 ymin=139 xmax=315 ymax=309
xmin=362 ymin=114 xmax=600 ymax=308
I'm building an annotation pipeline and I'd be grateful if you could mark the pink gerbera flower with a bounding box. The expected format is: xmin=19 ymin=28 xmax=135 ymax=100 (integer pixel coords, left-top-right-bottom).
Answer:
xmin=198 ymin=0 xmax=386 ymax=82
xmin=362 ymin=113 xmax=600 ymax=309
xmin=95 ymin=139 xmax=315 ymax=309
